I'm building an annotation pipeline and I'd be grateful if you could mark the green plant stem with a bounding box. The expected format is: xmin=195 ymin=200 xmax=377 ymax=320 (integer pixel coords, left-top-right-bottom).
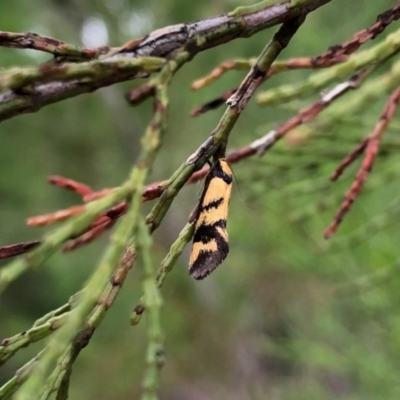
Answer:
xmin=147 ymin=16 xmax=304 ymax=231
xmin=0 ymin=57 xmax=165 ymax=92
xmin=0 ymin=350 xmax=45 ymax=400
xmin=132 ymin=12 xmax=306 ymax=328
xmin=257 ymin=27 xmax=400 ymax=105
xmin=131 ymin=222 xmax=195 ymax=325
xmin=139 ymin=220 xmax=164 ymax=400
xmin=39 ymin=245 xmax=136 ymax=400
xmin=14 ymin=189 xmax=141 ymax=400
xmin=16 ymin=55 xmax=184 ymax=400
xmin=0 ymin=314 xmax=67 ymax=366
xmin=0 ymin=293 xmax=81 ymax=366
xmin=14 ymin=95 xmax=164 ymax=400
xmin=318 ymin=59 xmax=400 ymax=129
xmin=0 ymin=183 xmax=138 ymax=295
xmin=33 ymin=292 xmax=81 ymax=327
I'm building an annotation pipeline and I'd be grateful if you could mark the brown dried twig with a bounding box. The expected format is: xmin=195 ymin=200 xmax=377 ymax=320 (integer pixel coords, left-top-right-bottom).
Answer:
xmin=324 ymin=85 xmax=400 ymax=239
xmin=0 ymin=177 xmax=126 ymax=258
xmin=48 ymin=175 xmax=94 ymax=197
xmin=0 ymin=241 xmax=41 ymax=259
xmin=0 ymin=31 xmax=108 ymax=60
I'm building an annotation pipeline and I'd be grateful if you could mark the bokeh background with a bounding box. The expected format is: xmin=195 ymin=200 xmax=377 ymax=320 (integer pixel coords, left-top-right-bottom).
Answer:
xmin=1 ymin=1 xmax=400 ymax=399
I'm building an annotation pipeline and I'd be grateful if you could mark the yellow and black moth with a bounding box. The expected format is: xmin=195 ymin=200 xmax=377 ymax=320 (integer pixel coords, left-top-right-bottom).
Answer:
xmin=189 ymin=158 xmax=233 ymax=279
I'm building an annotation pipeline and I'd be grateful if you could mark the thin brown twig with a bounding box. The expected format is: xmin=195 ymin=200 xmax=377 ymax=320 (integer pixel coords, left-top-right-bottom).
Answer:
xmin=0 ymin=31 xmax=108 ymax=60
xmin=329 ymin=138 xmax=369 ymax=181
xmin=48 ymin=176 xmax=94 ymax=197
xmin=27 ymin=205 xmax=87 ymax=227
xmin=324 ymin=84 xmax=400 ymax=239
xmin=0 ymin=240 xmax=41 ymax=259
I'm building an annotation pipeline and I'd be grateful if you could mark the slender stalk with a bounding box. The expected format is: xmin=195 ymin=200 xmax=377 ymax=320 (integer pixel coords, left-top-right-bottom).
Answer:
xmin=139 ymin=220 xmax=164 ymax=400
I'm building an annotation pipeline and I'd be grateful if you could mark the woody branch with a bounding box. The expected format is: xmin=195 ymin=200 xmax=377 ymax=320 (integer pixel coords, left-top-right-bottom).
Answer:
xmin=0 ymin=0 xmax=329 ymax=123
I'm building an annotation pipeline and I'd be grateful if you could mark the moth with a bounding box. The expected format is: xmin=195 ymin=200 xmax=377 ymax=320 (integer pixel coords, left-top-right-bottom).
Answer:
xmin=189 ymin=158 xmax=233 ymax=279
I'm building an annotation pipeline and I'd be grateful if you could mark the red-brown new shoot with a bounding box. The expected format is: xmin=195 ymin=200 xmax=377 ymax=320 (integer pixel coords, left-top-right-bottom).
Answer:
xmin=325 ymin=85 xmax=400 ymax=238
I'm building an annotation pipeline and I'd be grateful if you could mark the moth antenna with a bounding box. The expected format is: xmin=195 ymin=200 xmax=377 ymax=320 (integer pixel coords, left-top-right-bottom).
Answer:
xmin=231 ymin=167 xmax=258 ymax=211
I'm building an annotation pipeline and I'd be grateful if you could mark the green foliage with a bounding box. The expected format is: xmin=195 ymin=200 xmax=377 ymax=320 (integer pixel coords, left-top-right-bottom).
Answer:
xmin=1 ymin=0 xmax=400 ymax=399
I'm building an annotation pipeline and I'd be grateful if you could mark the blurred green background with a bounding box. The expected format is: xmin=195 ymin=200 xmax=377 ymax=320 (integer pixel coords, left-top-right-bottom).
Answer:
xmin=1 ymin=1 xmax=400 ymax=399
